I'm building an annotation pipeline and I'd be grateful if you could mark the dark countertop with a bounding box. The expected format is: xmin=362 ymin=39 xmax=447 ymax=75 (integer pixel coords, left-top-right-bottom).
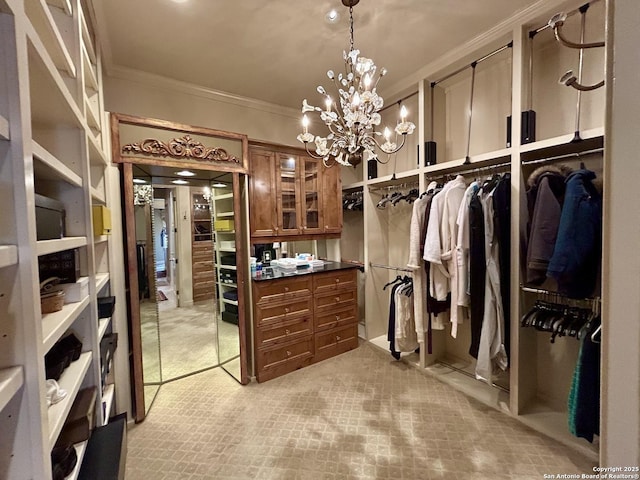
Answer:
xmin=251 ymin=261 xmax=361 ymax=282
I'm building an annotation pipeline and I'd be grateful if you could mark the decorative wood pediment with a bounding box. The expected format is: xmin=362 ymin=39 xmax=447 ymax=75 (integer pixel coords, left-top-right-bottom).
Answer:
xmin=122 ymin=135 xmax=239 ymax=163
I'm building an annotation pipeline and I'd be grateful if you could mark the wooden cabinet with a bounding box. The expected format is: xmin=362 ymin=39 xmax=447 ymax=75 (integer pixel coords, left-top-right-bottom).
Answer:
xmin=249 ymin=144 xmax=342 ymax=241
xmin=252 ymin=267 xmax=358 ymax=382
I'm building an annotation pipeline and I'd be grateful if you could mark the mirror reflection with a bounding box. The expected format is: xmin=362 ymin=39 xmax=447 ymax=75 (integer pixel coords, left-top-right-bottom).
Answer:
xmin=132 ymin=165 xmax=241 ymax=415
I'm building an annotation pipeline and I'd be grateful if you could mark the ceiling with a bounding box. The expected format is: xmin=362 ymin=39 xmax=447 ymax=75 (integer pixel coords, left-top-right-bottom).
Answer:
xmin=94 ymin=0 xmax=536 ymax=110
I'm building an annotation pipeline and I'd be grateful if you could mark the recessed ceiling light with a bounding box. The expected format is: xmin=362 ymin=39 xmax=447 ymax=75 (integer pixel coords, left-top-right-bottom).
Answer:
xmin=325 ymin=9 xmax=340 ymax=23
xmin=172 ymin=179 xmax=189 ymax=185
xmin=176 ymin=170 xmax=196 ymax=177
xmin=170 ymin=0 xmax=189 ymax=3
xmin=133 ymin=178 xmax=147 ymax=184
xmin=212 ymin=183 xmax=227 ymax=188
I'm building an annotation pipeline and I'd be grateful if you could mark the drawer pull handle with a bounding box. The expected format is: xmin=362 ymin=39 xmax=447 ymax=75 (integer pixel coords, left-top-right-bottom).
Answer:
xmin=335 ymin=297 xmax=340 ymax=302
xmin=335 ymin=278 xmax=340 ymax=283
xmin=286 ymin=350 xmax=292 ymax=357
xmin=335 ymin=315 xmax=340 ymax=321
xmin=285 ymin=329 xmax=290 ymax=335
xmin=284 ymin=308 xmax=290 ymax=313
xmin=336 ymin=336 xmax=341 ymax=341
xmin=284 ymin=287 xmax=289 ymax=292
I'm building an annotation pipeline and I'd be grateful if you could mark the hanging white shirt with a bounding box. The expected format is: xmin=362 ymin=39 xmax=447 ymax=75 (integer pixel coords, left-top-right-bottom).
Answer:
xmin=440 ymin=176 xmax=468 ymax=337
xmin=395 ymin=282 xmax=419 ymax=352
xmin=408 ymin=182 xmax=438 ymax=342
xmin=455 ymin=182 xmax=478 ymax=309
xmin=423 ymin=180 xmax=455 ymax=301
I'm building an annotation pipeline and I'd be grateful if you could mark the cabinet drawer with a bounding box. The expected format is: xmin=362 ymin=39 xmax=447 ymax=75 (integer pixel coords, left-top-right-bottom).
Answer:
xmin=192 ymin=249 xmax=213 ymax=262
xmin=254 ymin=277 xmax=312 ymax=305
xmin=314 ymin=324 xmax=358 ymax=363
xmin=313 ymin=270 xmax=357 ymax=293
xmin=256 ymin=316 xmax=312 ymax=349
xmin=193 ymin=260 xmax=214 ymax=274
xmin=314 ymin=288 xmax=356 ymax=314
xmin=193 ymin=270 xmax=216 ymax=282
xmin=254 ymin=298 xmax=313 ymax=326
xmin=315 ymin=304 xmax=357 ymax=332
xmin=256 ymin=337 xmax=313 ymax=382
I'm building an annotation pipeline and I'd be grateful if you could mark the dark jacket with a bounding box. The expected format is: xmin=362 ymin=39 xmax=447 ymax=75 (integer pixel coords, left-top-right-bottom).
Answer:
xmin=547 ymin=169 xmax=602 ymax=298
xmin=525 ymin=166 xmax=571 ymax=285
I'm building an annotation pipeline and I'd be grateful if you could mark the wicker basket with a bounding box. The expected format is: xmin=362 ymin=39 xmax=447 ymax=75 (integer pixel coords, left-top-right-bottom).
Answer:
xmin=41 ymin=290 xmax=65 ymax=314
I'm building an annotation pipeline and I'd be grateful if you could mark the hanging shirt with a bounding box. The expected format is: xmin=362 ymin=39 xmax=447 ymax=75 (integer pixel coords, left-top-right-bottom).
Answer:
xmin=395 ymin=282 xmax=419 ymax=352
xmin=423 ymin=178 xmax=456 ymax=301
xmin=475 ymin=186 xmax=508 ymax=383
xmin=440 ymin=176 xmax=468 ymax=337
xmin=407 ymin=182 xmax=438 ymax=341
xmin=456 ymin=182 xmax=478 ymax=309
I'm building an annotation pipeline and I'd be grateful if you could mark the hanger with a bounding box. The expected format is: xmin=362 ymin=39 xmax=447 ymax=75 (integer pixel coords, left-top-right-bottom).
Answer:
xmin=383 ymin=275 xmax=404 ymax=290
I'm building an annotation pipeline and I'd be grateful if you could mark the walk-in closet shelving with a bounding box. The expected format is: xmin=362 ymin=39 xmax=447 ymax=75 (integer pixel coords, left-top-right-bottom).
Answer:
xmin=212 ymin=185 xmax=238 ymax=315
xmin=0 ymin=0 xmax=122 ymax=476
xmin=339 ymin=0 xmax=606 ymax=462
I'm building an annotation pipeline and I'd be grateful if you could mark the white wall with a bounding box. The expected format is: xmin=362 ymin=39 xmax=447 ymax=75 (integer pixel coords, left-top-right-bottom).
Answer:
xmin=104 ymin=68 xmax=301 ymax=146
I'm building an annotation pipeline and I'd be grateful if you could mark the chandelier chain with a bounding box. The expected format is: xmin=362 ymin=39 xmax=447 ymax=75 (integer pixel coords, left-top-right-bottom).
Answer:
xmin=349 ymin=5 xmax=354 ymax=52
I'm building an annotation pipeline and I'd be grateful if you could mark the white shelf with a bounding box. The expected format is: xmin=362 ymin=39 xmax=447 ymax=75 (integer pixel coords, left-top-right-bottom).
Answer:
xmin=98 ymin=316 xmax=111 ymax=342
xmin=32 ymin=140 xmax=82 ymax=187
xmin=47 ymin=351 xmax=92 ymax=449
xmin=46 ymin=0 xmax=72 ymax=16
xmin=422 ymin=148 xmax=512 ymax=176
xmin=520 ymin=127 xmax=604 ymax=154
xmin=216 ymin=264 xmax=236 ymax=271
xmin=85 ymin=95 xmax=101 ymax=131
xmin=216 ymin=212 xmax=234 ymax=217
xmin=0 ymin=245 xmax=18 ymax=269
xmin=520 ymin=127 xmax=604 ymax=162
xmin=81 ymin=44 xmax=98 ymax=92
xmin=95 ymin=272 xmax=109 ymax=292
xmin=94 ymin=235 xmax=109 ymax=244
xmin=101 ymin=384 xmax=115 ymax=426
xmin=68 ymin=441 xmax=88 ymax=480
xmin=42 ymin=296 xmax=90 ymax=353
xmin=24 ymin=0 xmax=76 ymax=78
xmin=367 ymin=168 xmax=421 ymax=187
xmin=218 ymin=282 xmax=237 ymax=288
xmin=80 ymin=9 xmax=96 ymax=64
xmin=0 ymin=366 xmax=24 ymax=413
xmin=222 ymin=298 xmax=238 ymax=306
xmin=91 ymin=186 xmax=105 ymax=204
xmin=0 ymin=114 xmax=9 ymax=141
xmin=37 ymin=237 xmax=87 ymax=257
xmin=88 ymin=131 xmax=107 ymax=166
xmin=342 ymin=181 xmax=364 ymax=190
xmin=219 ymin=248 xmax=236 ymax=253
xmin=214 ymin=193 xmax=233 ymax=201
xmin=27 ymin=29 xmax=84 ymax=129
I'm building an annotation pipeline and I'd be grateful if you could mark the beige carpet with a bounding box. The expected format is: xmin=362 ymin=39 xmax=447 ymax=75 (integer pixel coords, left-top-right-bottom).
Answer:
xmin=126 ymin=342 xmax=595 ymax=480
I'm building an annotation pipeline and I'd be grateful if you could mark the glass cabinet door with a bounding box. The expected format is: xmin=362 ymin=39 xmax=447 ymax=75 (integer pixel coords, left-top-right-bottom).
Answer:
xmin=277 ymin=154 xmax=300 ymax=234
xmin=301 ymin=157 xmax=322 ymax=234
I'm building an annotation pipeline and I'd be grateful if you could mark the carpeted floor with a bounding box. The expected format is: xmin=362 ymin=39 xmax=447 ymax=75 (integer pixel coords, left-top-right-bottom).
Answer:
xmin=126 ymin=342 xmax=595 ymax=480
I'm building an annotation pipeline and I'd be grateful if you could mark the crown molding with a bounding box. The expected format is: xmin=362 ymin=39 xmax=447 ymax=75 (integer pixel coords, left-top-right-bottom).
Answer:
xmin=106 ymin=65 xmax=300 ymax=119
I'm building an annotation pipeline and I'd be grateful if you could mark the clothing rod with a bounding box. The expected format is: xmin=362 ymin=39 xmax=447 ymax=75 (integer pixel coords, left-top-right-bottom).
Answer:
xmin=435 ymin=361 xmax=510 ymax=393
xmin=369 ymin=262 xmax=414 ymax=273
xmin=521 ymin=147 xmax=603 ymax=166
xmin=529 ymin=0 xmax=602 ymax=37
xmin=431 ymin=42 xmax=512 ymax=87
xmin=520 ymin=285 xmax=601 ymax=303
xmin=379 ymin=91 xmax=419 ymax=113
xmin=425 ymin=160 xmax=512 ymax=180
xmin=368 ymin=181 xmax=420 ymax=193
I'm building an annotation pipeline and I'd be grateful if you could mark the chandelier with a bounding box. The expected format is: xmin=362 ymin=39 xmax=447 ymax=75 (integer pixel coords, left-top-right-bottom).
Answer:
xmin=297 ymin=0 xmax=415 ymax=168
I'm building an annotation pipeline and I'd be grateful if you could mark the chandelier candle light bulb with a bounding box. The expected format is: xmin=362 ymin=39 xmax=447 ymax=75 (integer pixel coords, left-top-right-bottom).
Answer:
xmin=297 ymin=0 xmax=415 ymax=168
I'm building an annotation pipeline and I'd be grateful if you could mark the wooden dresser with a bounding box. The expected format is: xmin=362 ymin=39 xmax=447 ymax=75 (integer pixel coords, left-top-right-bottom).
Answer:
xmin=252 ymin=265 xmax=359 ymax=382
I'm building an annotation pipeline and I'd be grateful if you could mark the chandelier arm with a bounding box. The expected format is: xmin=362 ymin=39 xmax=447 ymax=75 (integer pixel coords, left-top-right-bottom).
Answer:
xmin=302 ymin=142 xmax=324 ymax=160
xmin=370 ymin=133 xmax=408 ymax=155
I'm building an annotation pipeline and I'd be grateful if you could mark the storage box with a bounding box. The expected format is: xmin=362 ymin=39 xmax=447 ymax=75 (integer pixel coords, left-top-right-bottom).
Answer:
xmin=222 ymin=310 xmax=239 ymax=325
xmin=220 ymin=255 xmax=236 ymax=266
xmin=214 ymin=219 xmax=234 ymax=231
xmin=59 ymin=277 xmax=89 ymax=304
xmin=39 ymin=249 xmax=80 ymax=284
xmin=56 ymin=387 xmax=97 ymax=446
xmin=97 ymin=296 xmax=116 ymax=319
xmin=78 ymin=413 xmax=127 ymax=480
xmin=92 ymin=205 xmax=112 ymax=236
xmin=220 ymin=240 xmax=235 ymax=250
xmin=35 ymin=193 xmax=65 ymax=240
xmin=41 ymin=290 xmax=65 ymax=314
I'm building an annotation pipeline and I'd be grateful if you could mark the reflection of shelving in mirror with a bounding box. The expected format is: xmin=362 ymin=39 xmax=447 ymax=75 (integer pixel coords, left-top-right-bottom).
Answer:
xmin=191 ymin=189 xmax=215 ymax=301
